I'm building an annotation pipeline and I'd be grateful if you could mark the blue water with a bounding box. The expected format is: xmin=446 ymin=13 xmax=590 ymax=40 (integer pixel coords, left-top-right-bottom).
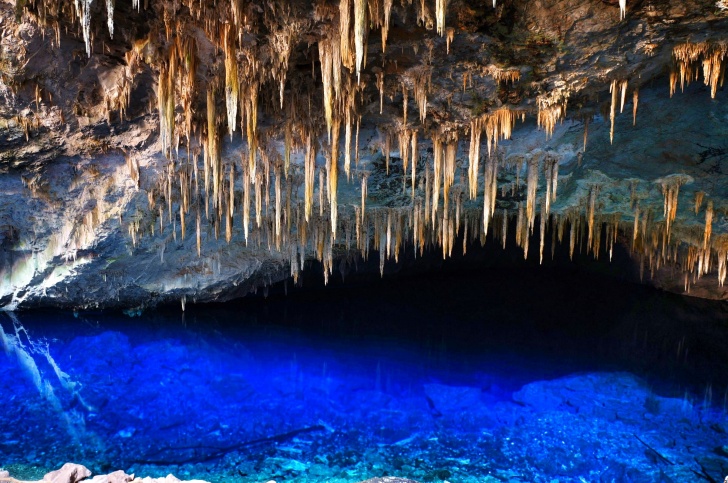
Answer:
xmin=1 ymin=265 xmax=728 ymax=482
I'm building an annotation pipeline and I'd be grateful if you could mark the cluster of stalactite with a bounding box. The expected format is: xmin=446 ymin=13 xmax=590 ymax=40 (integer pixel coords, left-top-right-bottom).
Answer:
xmin=671 ymin=41 xmax=727 ymax=99
xmin=15 ymin=0 xmax=728 ymax=293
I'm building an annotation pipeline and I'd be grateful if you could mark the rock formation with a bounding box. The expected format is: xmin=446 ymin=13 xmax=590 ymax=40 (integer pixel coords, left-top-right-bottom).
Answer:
xmin=1 ymin=0 xmax=728 ymax=309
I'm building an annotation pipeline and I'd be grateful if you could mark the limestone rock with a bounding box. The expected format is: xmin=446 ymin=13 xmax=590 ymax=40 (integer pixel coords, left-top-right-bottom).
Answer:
xmin=42 ymin=463 xmax=91 ymax=483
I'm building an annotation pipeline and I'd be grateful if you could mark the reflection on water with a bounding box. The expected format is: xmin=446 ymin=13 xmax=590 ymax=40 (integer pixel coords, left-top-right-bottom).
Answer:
xmin=1 ymin=262 xmax=728 ymax=482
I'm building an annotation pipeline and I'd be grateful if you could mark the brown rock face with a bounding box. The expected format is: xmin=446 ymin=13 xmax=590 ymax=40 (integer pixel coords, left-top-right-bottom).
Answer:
xmin=1 ymin=0 xmax=728 ymax=309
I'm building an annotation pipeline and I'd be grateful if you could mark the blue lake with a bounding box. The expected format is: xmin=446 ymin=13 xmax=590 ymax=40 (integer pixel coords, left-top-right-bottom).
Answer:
xmin=1 ymin=264 xmax=727 ymax=482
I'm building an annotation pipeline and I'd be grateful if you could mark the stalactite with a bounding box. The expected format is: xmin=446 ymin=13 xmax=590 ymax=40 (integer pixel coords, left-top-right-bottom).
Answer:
xmin=424 ymin=163 xmax=431 ymax=227
xmin=245 ymin=82 xmax=259 ymax=182
xmin=526 ymin=156 xmax=539 ymax=234
xmin=443 ymin=135 xmax=457 ymax=219
xmin=482 ymin=153 xmax=498 ymax=237
xmin=361 ymin=174 xmax=368 ymax=228
xmin=106 ymin=0 xmax=114 ymax=39
xmin=543 ymin=155 xmax=558 ymax=218
xmin=661 ymin=176 xmax=685 ymax=239
xmin=410 ymin=129 xmax=418 ymax=200
xmin=376 ymin=71 xmax=385 ymax=114
xmin=413 ymin=68 xmax=430 ymax=124
xmin=77 ymin=0 xmax=93 ymax=56
xmin=704 ymin=201 xmax=713 ymax=250
xmin=537 ymin=91 xmax=568 ymax=138
xmin=224 ymin=25 xmax=239 ymax=138
xmin=319 ymin=35 xmax=335 ymax=139
xmin=398 ymin=128 xmax=410 ymax=186
xmin=432 ymin=135 xmax=443 ymax=226
xmin=619 ymin=0 xmax=626 ymax=20
xmin=345 ymin=107 xmax=353 ymax=181
xmin=354 ymin=0 xmax=368 ymax=83
xmin=632 ymin=88 xmax=639 ymax=126
xmin=435 ymin=0 xmax=447 ymax=36
xmin=330 ymin=117 xmax=341 ymax=237
xmin=382 ymin=0 xmax=393 ymax=52
xmin=402 ymin=82 xmax=408 ymax=127
xmin=609 ymin=80 xmax=618 ymax=144
xmin=619 ymin=80 xmax=628 ymax=114
xmin=587 ymin=185 xmax=600 ymax=251
xmin=355 ymin=117 xmax=361 ymax=168
xmin=446 ymin=28 xmax=454 ymax=55
xmin=242 ymin=154 xmax=250 ymax=243
xmin=695 ymin=191 xmax=705 ymax=214
xmin=383 ymin=129 xmax=392 ymax=175
xmin=305 ymin=133 xmax=316 ymax=223
xmin=319 ymin=168 xmax=325 ymax=217
xmin=468 ymin=117 xmax=482 ymax=200
xmin=284 ymin=121 xmax=292 ymax=177
xmin=340 ymin=0 xmax=354 ymax=70
xmin=270 ymin=25 xmax=297 ymax=110
xmin=196 ymin=208 xmax=201 ymax=256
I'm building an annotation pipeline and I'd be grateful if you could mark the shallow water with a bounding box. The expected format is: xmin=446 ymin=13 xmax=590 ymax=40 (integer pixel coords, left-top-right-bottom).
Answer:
xmin=1 ymin=261 xmax=728 ymax=482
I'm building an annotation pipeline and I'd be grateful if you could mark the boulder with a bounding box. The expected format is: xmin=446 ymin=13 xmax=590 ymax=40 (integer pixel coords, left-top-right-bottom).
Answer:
xmin=43 ymin=464 xmax=91 ymax=483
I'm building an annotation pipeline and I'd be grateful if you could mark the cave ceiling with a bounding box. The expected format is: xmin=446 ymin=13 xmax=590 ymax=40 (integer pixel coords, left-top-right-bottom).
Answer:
xmin=1 ymin=0 xmax=728 ymax=309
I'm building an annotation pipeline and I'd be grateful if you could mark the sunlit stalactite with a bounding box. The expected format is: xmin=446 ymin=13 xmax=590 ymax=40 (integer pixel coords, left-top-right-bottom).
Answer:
xmin=442 ymin=135 xmax=458 ymax=223
xmin=413 ymin=68 xmax=430 ymax=124
xmin=361 ymin=173 xmax=368 ymax=233
xmin=526 ymin=156 xmax=539 ymax=234
xmin=319 ymin=168 xmax=325 ymax=217
xmin=305 ymin=132 xmax=316 ymax=223
xmin=543 ymin=155 xmax=558 ymax=218
xmin=242 ymin=153 xmax=250 ymax=243
xmin=468 ymin=117 xmax=482 ymax=200
xmin=586 ymin=184 xmax=600 ymax=252
xmin=376 ymin=71 xmax=385 ymax=114
xmin=340 ymin=0 xmax=354 ymax=71
xmin=619 ymin=80 xmax=628 ymax=114
xmin=482 ymin=152 xmax=498 ymax=237
xmin=431 ymin=134 xmax=444 ymax=226
xmin=224 ymin=25 xmax=239 ymax=138
xmin=319 ymin=33 xmax=335 ymax=140
xmin=354 ymin=0 xmax=368 ymax=83
xmin=269 ymin=20 xmax=300 ymax=110
xmin=435 ymin=0 xmax=447 ymax=36
xmin=76 ymin=0 xmax=93 ymax=56
xmin=619 ymin=0 xmax=626 ymax=20
xmin=660 ymin=175 xmax=687 ymax=240
xmin=704 ymin=201 xmax=713 ymax=251
xmin=245 ymin=82 xmax=259 ymax=183
xmin=382 ymin=0 xmax=393 ymax=52
xmin=632 ymin=88 xmax=639 ymax=125
xmin=398 ymin=128 xmax=411 ymax=189
xmin=537 ymin=91 xmax=568 ymax=138
xmin=106 ymin=0 xmax=114 ymax=39
xmin=274 ymin=163 xmax=282 ymax=250
xmin=671 ymin=42 xmax=728 ymax=100
xmin=329 ymin=117 xmax=341 ymax=237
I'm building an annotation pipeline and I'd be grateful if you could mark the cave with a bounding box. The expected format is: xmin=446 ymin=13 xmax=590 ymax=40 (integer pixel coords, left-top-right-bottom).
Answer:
xmin=1 ymin=0 xmax=728 ymax=481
